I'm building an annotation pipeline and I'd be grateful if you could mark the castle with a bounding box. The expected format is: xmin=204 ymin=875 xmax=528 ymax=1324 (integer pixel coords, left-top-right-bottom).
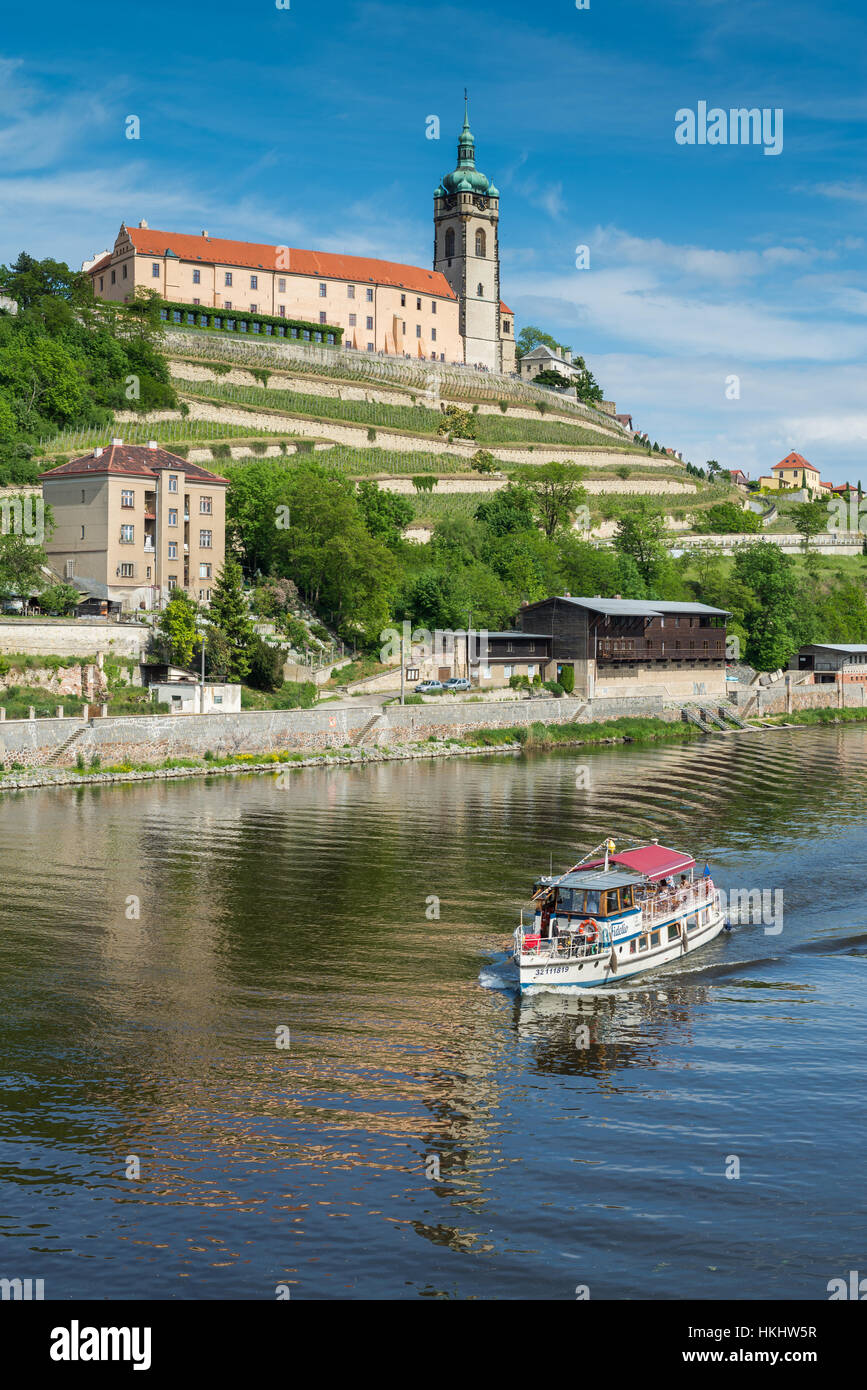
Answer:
xmin=83 ymin=104 xmax=516 ymax=374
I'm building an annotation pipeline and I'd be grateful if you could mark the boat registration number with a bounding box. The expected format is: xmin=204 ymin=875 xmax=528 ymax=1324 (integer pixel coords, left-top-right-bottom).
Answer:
xmin=534 ymin=965 xmax=570 ymax=977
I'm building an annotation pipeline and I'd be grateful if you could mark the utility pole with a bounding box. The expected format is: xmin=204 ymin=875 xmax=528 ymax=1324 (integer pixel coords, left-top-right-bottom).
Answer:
xmin=400 ymin=625 xmax=405 ymax=706
xmin=466 ymin=609 xmax=473 ymax=682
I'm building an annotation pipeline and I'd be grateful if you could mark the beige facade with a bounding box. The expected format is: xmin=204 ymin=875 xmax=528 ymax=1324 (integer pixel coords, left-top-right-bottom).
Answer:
xmin=40 ymin=442 xmax=226 ymax=611
xmin=88 ymin=226 xmax=464 ymax=364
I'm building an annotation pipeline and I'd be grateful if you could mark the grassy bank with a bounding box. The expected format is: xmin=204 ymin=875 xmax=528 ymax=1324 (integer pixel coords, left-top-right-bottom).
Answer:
xmin=761 ymin=705 xmax=867 ymax=727
xmin=464 ymin=714 xmax=702 ymax=749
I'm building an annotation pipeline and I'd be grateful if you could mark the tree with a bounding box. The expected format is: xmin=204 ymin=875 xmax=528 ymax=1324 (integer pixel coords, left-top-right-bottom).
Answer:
xmin=0 ymin=528 xmax=48 ymax=602
xmin=515 ymin=326 xmax=570 ymax=360
xmin=474 ymin=483 xmax=536 ymax=536
xmin=356 ymin=479 xmax=413 ymax=549
xmin=512 ymin=462 xmax=588 ymax=539
xmin=38 ymin=582 xmax=80 ymax=616
xmin=693 ymin=502 xmax=762 ymax=535
xmin=246 ymin=634 xmax=287 ymax=691
xmin=209 ymin=554 xmax=255 ymax=680
xmin=470 ymin=449 xmax=498 ymax=474
xmin=156 ymin=589 xmax=199 ymax=669
xmin=532 ymin=368 xmax=574 ymax=391
xmin=613 ymin=502 xmax=667 ymax=588
xmin=731 ymin=542 xmax=798 ymax=671
xmin=791 ymin=499 xmax=828 ymax=552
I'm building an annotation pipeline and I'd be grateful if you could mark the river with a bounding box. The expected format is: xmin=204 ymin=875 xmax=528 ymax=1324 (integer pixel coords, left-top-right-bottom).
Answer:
xmin=1 ymin=726 xmax=865 ymax=1300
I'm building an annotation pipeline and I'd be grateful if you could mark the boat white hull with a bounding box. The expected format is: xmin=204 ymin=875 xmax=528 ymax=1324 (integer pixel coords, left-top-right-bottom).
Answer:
xmin=517 ymin=908 xmax=726 ymax=991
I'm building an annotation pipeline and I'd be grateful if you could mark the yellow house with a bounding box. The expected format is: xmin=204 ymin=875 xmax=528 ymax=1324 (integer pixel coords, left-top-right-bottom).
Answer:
xmin=758 ymin=452 xmax=821 ymax=494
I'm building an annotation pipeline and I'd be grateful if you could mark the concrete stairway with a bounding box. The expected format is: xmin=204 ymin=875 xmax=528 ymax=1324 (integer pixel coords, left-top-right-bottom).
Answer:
xmin=698 ymin=706 xmax=730 ymax=731
xmin=352 ymin=712 xmax=385 ymax=747
xmin=44 ymin=725 xmax=88 ymax=767
xmin=681 ymin=706 xmax=716 ymax=734
xmin=717 ymin=703 xmax=750 ymax=729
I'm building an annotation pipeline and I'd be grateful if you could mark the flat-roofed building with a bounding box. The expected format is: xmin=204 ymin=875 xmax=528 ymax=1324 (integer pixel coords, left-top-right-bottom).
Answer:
xmin=790 ymin=643 xmax=867 ymax=684
xmin=39 ymin=442 xmax=227 ymax=611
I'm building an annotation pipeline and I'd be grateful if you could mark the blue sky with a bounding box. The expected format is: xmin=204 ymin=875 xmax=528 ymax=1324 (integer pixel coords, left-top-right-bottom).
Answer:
xmin=2 ymin=0 xmax=866 ymax=481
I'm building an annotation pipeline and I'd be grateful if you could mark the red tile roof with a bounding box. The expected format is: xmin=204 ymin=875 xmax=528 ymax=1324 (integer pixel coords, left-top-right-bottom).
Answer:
xmin=88 ymin=253 xmax=112 ymax=276
xmin=120 ymin=226 xmax=457 ymax=301
xmin=772 ymin=452 xmax=817 ymax=471
xmin=500 ymin=300 xmax=513 ymax=314
xmin=39 ymin=444 xmax=228 ymax=484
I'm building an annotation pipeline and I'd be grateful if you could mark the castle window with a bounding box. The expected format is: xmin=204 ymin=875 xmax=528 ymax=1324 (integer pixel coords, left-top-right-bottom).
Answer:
xmin=225 ymin=272 xmax=232 ymax=286
xmin=432 ymin=301 xmax=436 ymax=314
xmin=192 ymin=269 xmax=201 ymax=284
xmin=445 ymin=228 xmax=455 ymax=258
xmin=251 ymin=304 xmax=257 ymax=313
xmin=111 ymin=270 xmax=116 ymax=284
xmin=416 ymin=298 xmax=421 ymax=310
xmin=502 ymin=319 xmax=510 ymax=333
xmin=99 ymin=277 xmax=104 ymax=291
xmin=319 ymin=283 xmax=327 ymax=297
xmin=279 ymin=305 xmax=285 ymax=317
xmin=251 ymin=275 xmax=258 ymax=289
xmin=151 ymin=263 xmax=159 ymax=277
xmin=475 ymin=229 xmax=486 ymax=256
xmin=400 ymin=294 xmax=406 ymax=307
xmin=278 ymin=278 xmax=286 ymax=292
xmin=432 ymin=328 xmax=437 ymax=342
xmin=122 ymin=264 xmax=128 ymax=279
xmin=477 ymin=283 xmax=483 ymax=296
xmin=349 ymin=314 xmax=356 ymax=326
xmin=366 ymin=288 xmax=374 ymax=301
xmin=416 ymin=325 xmax=421 ymax=338
xmin=320 ymin=312 xmax=327 ymax=324
xmin=347 ymin=285 xmax=355 ymax=298
xmin=366 ymin=316 xmax=373 ymax=330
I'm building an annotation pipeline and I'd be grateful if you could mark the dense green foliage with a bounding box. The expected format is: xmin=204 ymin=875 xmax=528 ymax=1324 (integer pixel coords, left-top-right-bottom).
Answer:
xmin=0 ymin=256 xmax=177 ymax=484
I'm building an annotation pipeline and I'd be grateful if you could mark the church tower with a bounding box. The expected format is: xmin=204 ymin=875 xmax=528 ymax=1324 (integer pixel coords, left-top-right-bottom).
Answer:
xmin=434 ymin=100 xmax=503 ymax=372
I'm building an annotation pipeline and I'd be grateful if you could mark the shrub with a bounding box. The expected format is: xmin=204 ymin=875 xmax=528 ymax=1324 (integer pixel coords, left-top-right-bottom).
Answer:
xmin=544 ymin=680 xmax=564 ymax=697
xmin=367 ymin=428 xmax=377 ymax=442
xmin=559 ymin=665 xmax=575 ymax=695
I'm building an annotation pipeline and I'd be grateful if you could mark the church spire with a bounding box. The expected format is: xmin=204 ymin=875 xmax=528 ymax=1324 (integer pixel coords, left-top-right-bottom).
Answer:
xmin=458 ymin=90 xmax=475 ymax=167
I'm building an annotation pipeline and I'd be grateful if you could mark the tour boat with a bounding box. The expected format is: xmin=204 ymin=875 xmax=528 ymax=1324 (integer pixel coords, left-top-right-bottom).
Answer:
xmin=513 ymin=839 xmax=725 ymax=991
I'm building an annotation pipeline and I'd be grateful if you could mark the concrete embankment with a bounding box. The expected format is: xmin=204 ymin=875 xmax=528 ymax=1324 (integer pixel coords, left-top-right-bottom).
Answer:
xmin=0 ymin=684 xmax=861 ymax=784
xmin=0 ymin=694 xmax=675 ymax=770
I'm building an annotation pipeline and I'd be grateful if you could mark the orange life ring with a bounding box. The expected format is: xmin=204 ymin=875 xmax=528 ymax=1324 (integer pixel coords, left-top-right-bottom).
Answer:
xmin=578 ymin=919 xmax=598 ymax=941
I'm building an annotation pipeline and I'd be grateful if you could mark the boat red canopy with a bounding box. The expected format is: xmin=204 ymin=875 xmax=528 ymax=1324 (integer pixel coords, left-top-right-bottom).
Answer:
xmin=581 ymin=844 xmax=696 ymax=883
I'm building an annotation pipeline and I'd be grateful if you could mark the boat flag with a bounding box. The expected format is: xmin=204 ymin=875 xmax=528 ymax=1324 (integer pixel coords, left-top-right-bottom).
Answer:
xmin=703 ymin=861 xmax=711 ymax=877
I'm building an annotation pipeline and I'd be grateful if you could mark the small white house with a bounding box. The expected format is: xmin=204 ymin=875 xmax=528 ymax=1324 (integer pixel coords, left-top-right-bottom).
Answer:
xmin=152 ymin=680 xmax=240 ymax=713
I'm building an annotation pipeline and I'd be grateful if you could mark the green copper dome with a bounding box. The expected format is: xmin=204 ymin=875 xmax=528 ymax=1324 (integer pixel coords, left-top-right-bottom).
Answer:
xmin=436 ymin=101 xmax=498 ymax=198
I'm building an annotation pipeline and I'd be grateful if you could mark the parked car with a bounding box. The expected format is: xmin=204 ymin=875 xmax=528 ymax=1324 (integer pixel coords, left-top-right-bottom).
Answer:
xmin=443 ymin=677 xmax=471 ymax=691
xmin=2 ymin=599 xmax=24 ymax=614
xmin=414 ymin=679 xmax=444 ymax=694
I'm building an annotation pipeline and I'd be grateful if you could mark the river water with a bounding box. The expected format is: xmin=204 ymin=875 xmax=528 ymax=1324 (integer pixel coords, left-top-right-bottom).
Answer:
xmin=1 ymin=727 xmax=865 ymax=1301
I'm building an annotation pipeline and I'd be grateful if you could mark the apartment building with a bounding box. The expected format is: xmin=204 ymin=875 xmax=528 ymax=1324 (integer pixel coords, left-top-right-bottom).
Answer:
xmin=40 ymin=442 xmax=227 ymax=611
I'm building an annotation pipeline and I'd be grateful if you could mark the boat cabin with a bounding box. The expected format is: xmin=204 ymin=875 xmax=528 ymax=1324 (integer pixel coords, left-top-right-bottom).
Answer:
xmin=534 ymin=869 xmax=643 ymax=937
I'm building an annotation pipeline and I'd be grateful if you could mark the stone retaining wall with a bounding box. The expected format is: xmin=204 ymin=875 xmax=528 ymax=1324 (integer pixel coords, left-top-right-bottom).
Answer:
xmin=0 ymin=694 xmax=682 ymax=769
xmin=0 ymin=620 xmax=149 ymax=659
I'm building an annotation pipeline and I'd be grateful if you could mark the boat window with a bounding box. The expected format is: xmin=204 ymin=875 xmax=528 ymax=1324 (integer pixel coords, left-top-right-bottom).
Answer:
xmin=650 ymin=931 xmax=660 ymax=947
xmin=629 ymin=939 xmax=637 ymax=954
xmin=583 ymin=890 xmax=601 ymax=915
xmin=556 ymin=888 xmax=575 ymax=912
xmin=667 ymin=923 xmax=679 ymax=942
xmin=639 ymin=935 xmax=649 ymax=952
xmin=601 ymin=890 xmax=621 ymax=916
xmin=621 ymin=886 xmax=635 ymax=909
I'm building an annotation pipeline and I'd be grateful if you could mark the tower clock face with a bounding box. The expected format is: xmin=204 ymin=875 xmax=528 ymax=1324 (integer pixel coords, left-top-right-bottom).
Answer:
xmin=474 ymin=197 xmax=487 ymax=210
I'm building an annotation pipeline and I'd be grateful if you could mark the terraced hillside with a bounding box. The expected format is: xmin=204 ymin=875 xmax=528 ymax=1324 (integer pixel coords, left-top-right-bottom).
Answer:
xmin=36 ymin=328 xmax=741 ymax=537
